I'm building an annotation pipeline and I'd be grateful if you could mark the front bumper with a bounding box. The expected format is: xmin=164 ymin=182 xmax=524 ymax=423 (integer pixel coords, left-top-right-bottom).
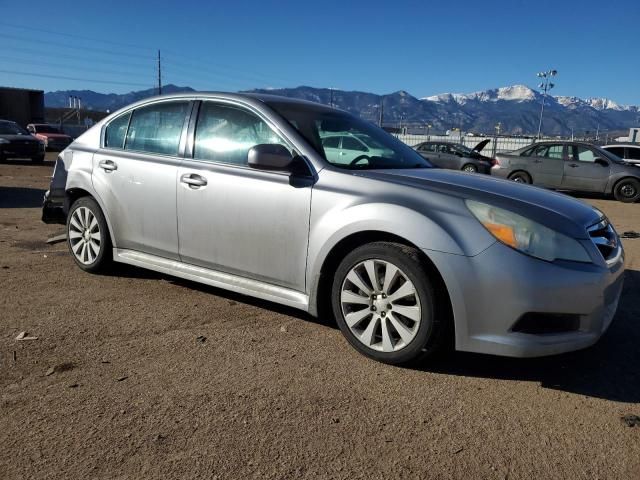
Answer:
xmin=425 ymin=240 xmax=625 ymax=357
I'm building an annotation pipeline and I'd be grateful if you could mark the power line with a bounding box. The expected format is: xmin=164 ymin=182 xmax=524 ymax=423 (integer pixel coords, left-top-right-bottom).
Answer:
xmin=0 ymin=69 xmax=151 ymax=88
xmin=0 ymin=55 xmax=155 ymax=81
xmin=0 ymin=32 xmax=152 ymax=60
xmin=5 ymin=46 xmax=155 ymax=72
xmin=0 ymin=21 xmax=157 ymax=53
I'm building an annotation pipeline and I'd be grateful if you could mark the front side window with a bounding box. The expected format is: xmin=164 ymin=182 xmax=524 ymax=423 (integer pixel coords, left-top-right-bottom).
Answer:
xmin=417 ymin=143 xmax=434 ymax=152
xmin=125 ymin=101 xmax=189 ymax=156
xmin=532 ymin=145 xmax=549 ymax=157
xmin=194 ymin=102 xmax=289 ymax=166
xmin=606 ymin=147 xmax=625 ymax=158
xmin=104 ymin=112 xmax=131 ymax=149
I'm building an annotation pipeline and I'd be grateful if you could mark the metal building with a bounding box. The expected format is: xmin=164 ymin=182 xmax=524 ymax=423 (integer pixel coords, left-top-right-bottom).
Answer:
xmin=0 ymin=86 xmax=45 ymax=127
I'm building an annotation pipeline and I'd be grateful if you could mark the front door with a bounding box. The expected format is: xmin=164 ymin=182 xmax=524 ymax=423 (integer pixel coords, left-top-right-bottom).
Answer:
xmin=176 ymin=101 xmax=312 ymax=291
xmin=561 ymin=145 xmax=611 ymax=192
xmin=92 ymin=100 xmax=191 ymax=260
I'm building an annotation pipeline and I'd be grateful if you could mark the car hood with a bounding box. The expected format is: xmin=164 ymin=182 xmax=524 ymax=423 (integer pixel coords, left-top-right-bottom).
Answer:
xmin=0 ymin=134 xmax=40 ymax=143
xmin=358 ymin=168 xmax=603 ymax=239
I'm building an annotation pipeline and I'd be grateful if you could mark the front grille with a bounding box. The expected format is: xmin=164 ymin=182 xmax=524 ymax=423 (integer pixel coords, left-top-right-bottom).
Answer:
xmin=587 ymin=219 xmax=619 ymax=262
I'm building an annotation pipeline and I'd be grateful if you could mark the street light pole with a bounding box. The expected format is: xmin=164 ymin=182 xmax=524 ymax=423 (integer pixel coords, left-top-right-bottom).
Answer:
xmin=535 ymin=69 xmax=557 ymax=140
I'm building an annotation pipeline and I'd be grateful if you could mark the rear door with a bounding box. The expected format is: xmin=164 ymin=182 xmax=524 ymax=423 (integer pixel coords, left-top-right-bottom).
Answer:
xmin=92 ymin=100 xmax=191 ymax=260
xmin=321 ymin=136 xmax=342 ymax=164
xmin=340 ymin=135 xmax=368 ymax=165
xmin=561 ymin=145 xmax=611 ymax=192
xmin=526 ymin=144 xmax=565 ymax=187
xmin=437 ymin=144 xmax=460 ymax=169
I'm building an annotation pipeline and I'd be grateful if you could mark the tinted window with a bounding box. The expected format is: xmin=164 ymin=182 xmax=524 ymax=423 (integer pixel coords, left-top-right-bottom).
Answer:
xmin=342 ymin=136 xmax=367 ymax=151
xmin=322 ymin=137 xmax=340 ymax=148
xmin=194 ymin=102 xmax=288 ymax=166
xmin=606 ymin=147 xmax=625 ymax=158
xmin=104 ymin=112 xmax=131 ymax=149
xmin=125 ymin=101 xmax=189 ymax=155
xmin=627 ymin=148 xmax=640 ymax=160
xmin=532 ymin=145 xmax=549 ymax=157
xmin=417 ymin=143 xmax=433 ymax=152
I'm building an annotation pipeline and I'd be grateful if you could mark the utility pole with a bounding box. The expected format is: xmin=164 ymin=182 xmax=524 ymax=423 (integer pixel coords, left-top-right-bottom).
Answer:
xmin=157 ymin=50 xmax=162 ymax=96
xmin=535 ymin=69 xmax=557 ymax=140
xmin=329 ymin=88 xmax=334 ymax=108
xmin=378 ymin=96 xmax=384 ymax=127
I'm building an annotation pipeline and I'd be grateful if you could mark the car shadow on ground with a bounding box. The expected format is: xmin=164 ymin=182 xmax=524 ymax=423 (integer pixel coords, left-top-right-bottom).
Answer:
xmin=422 ymin=268 xmax=640 ymax=403
xmin=0 ymin=159 xmax=55 ymax=167
xmin=107 ymin=263 xmax=334 ymax=329
xmin=0 ymin=186 xmax=47 ymax=208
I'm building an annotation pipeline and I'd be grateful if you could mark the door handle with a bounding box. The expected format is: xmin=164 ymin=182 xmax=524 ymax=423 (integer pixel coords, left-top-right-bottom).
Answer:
xmin=98 ymin=159 xmax=117 ymax=172
xmin=533 ymin=159 xmax=543 ymax=163
xmin=180 ymin=173 xmax=208 ymax=188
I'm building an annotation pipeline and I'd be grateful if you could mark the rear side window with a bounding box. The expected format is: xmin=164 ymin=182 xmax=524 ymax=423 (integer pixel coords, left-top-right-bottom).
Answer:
xmin=104 ymin=112 xmax=131 ymax=149
xmin=125 ymin=101 xmax=189 ymax=156
xmin=546 ymin=145 xmax=563 ymax=159
xmin=571 ymin=146 xmax=597 ymax=162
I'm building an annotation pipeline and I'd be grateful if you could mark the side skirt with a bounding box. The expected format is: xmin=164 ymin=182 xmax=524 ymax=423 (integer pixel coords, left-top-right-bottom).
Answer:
xmin=113 ymin=248 xmax=310 ymax=312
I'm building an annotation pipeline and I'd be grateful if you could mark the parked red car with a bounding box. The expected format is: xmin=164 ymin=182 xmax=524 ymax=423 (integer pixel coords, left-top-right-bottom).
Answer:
xmin=26 ymin=124 xmax=72 ymax=151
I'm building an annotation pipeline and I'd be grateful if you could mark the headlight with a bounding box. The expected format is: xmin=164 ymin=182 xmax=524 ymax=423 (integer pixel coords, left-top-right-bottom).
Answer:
xmin=466 ymin=200 xmax=591 ymax=263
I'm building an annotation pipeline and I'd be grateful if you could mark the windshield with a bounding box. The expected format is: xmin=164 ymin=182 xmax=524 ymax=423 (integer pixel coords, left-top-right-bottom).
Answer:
xmin=34 ymin=125 xmax=61 ymax=133
xmin=0 ymin=122 xmax=29 ymax=135
xmin=266 ymin=102 xmax=432 ymax=170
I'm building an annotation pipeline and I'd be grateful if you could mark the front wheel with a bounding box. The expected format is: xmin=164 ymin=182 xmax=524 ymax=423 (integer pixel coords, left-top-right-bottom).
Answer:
xmin=67 ymin=197 xmax=112 ymax=273
xmin=331 ymin=242 xmax=450 ymax=365
xmin=613 ymin=178 xmax=640 ymax=203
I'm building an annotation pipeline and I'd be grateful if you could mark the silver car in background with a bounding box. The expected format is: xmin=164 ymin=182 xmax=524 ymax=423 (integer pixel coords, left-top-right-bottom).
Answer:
xmin=42 ymin=93 xmax=625 ymax=364
xmin=491 ymin=141 xmax=640 ymax=203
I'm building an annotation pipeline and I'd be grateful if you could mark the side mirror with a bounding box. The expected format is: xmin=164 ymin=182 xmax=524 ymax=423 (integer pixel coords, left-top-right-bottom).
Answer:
xmin=594 ymin=157 xmax=609 ymax=167
xmin=248 ymin=144 xmax=293 ymax=171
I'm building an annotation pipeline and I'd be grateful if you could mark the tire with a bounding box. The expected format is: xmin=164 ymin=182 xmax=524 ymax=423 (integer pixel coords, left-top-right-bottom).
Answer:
xmin=31 ymin=155 xmax=45 ymax=163
xmin=331 ymin=242 xmax=450 ymax=365
xmin=613 ymin=178 xmax=640 ymax=203
xmin=508 ymin=171 xmax=532 ymax=184
xmin=461 ymin=163 xmax=478 ymax=173
xmin=66 ymin=197 xmax=112 ymax=273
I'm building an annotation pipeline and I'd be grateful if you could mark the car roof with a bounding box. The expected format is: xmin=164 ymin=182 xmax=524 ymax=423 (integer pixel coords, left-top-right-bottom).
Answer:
xmin=602 ymin=144 xmax=640 ymax=148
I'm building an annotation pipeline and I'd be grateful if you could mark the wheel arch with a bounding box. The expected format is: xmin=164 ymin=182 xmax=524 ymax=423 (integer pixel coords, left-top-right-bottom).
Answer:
xmin=309 ymin=230 xmax=454 ymax=341
xmin=65 ymin=186 xmax=117 ymax=247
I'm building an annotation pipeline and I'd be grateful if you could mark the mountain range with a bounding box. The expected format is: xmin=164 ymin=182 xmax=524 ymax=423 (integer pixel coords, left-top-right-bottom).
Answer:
xmin=44 ymin=84 xmax=640 ymax=136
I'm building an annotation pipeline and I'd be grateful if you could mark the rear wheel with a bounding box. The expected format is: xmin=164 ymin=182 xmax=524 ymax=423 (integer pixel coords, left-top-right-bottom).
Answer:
xmin=613 ymin=178 xmax=640 ymax=203
xmin=508 ymin=171 xmax=532 ymax=184
xmin=461 ymin=163 xmax=478 ymax=173
xmin=67 ymin=197 xmax=112 ymax=273
xmin=331 ymin=242 xmax=450 ymax=365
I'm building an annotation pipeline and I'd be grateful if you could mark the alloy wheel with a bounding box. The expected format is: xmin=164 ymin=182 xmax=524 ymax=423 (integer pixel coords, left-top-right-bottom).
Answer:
xmin=68 ymin=206 xmax=102 ymax=265
xmin=340 ymin=259 xmax=422 ymax=352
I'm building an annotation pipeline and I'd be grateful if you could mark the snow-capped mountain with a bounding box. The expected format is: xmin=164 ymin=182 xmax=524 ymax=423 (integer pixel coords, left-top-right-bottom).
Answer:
xmin=45 ymin=84 xmax=640 ymax=136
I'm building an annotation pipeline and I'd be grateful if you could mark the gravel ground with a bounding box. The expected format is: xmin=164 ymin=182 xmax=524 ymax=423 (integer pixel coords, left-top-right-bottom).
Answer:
xmin=1 ymin=154 xmax=639 ymax=480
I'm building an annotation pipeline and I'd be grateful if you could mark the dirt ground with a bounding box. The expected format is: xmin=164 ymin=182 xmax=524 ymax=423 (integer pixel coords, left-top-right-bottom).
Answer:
xmin=1 ymin=153 xmax=639 ymax=480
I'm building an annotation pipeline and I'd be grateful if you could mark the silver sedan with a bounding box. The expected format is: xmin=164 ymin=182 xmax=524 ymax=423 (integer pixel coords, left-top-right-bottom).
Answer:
xmin=43 ymin=93 xmax=624 ymax=364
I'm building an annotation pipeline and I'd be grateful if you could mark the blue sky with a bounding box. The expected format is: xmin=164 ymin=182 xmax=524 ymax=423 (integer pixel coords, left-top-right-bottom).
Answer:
xmin=1 ymin=0 xmax=639 ymax=104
